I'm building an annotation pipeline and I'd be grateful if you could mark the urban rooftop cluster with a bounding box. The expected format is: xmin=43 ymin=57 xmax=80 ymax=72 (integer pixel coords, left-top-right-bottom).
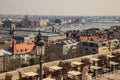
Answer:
xmin=0 ymin=15 xmax=120 ymax=80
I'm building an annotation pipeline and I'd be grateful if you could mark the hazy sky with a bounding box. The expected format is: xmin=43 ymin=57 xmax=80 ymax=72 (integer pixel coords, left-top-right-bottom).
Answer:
xmin=0 ymin=0 xmax=120 ymax=16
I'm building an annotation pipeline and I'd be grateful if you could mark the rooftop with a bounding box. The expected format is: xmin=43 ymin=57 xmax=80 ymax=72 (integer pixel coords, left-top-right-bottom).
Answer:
xmin=0 ymin=49 xmax=13 ymax=56
xmin=41 ymin=33 xmax=63 ymax=37
xmin=62 ymin=39 xmax=78 ymax=45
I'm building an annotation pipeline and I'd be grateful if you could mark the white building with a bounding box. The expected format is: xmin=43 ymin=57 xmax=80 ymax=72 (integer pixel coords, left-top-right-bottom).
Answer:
xmin=0 ymin=49 xmax=13 ymax=72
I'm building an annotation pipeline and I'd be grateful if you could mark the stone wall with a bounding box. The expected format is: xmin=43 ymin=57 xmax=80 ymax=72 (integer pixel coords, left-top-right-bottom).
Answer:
xmin=0 ymin=60 xmax=61 ymax=80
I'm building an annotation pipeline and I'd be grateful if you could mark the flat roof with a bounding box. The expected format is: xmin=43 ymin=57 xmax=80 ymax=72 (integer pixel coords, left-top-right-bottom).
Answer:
xmin=41 ymin=33 xmax=60 ymax=37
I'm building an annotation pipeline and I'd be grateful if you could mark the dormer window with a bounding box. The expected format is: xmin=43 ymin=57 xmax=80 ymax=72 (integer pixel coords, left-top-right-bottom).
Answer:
xmin=21 ymin=49 xmax=23 ymax=52
xmin=25 ymin=49 xmax=28 ymax=52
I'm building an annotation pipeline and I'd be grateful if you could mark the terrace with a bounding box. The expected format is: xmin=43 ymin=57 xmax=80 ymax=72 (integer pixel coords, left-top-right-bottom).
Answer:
xmin=0 ymin=49 xmax=120 ymax=80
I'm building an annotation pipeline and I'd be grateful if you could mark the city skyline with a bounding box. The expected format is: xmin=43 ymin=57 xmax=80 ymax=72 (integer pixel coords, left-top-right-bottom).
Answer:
xmin=0 ymin=0 xmax=120 ymax=16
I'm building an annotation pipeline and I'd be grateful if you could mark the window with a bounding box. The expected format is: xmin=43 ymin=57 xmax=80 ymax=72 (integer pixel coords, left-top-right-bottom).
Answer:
xmin=25 ymin=49 xmax=28 ymax=52
xmin=103 ymin=48 xmax=106 ymax=50
xmin=96 ymin=45 xmax=98 ymax=47
xmin=0 ymin=59 xmax=3 ymax=63
xmin=85 ymin=48 xmax=88 ymax=50
xmin=91 ymin=38 xmax=94 ymax=41
xmin=90 ymin=43 xmax=93 ymax=47
xmin=21 ymin=49 xmax=23 ymax=52
xmin=83 ymin=42 xmax=86 ymax=46
xmin=102 ymin=43 xmax=106 ymax=46
xmin=92 ymin=49 xmax=96 ymax=51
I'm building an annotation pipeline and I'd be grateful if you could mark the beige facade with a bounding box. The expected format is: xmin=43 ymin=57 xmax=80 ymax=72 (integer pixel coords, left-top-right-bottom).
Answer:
xmin=48 ymin=35 xmax=66 ymax=42
xmin=98 ymin=46 xmax=109 ymax=54
xmin=0 ymin=21 xmax=3 ymax=25
xmin=104 ymin=39 xmax=120 ymax=51
xmin=39 ymin=19 xmax=49 ymax=26
xmin=0 ymin=57 xmax=4 ymax=72
xmin=0 ymin=55 xmax=12 ymax=73
xmin=63 ymin=42 xmax=78 ymax=55
xmin=43 ymin=34 xmax=66 ymax=42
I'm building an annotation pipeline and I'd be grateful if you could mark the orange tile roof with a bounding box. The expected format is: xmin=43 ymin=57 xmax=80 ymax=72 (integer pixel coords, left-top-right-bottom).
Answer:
xmin=13 ymin=42 xmax=35 ymax=54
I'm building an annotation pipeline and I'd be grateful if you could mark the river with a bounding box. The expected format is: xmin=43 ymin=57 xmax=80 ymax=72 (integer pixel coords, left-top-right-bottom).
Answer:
xmin=0 ymin=22 xmax=120 ymax=37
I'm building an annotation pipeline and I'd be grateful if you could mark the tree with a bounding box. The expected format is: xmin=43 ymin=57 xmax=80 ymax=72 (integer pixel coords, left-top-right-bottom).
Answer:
xmin=55 ymin=19 xmax=61 ymax=24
